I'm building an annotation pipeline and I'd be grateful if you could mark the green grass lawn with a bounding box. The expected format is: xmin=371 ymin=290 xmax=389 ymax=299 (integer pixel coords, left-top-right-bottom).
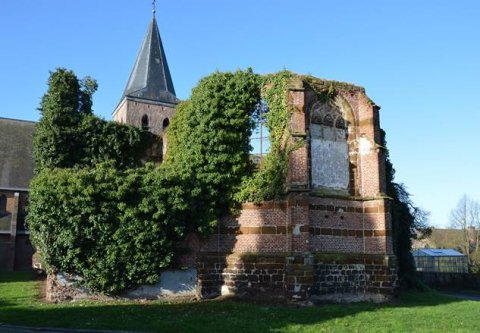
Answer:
xmin=0 ymin=272 xmax=478 ymax=333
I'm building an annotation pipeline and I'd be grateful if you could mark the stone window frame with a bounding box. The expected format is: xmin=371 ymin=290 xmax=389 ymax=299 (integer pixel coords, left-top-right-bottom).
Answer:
xmin=309 ymin=96 xmax=359 ymax=195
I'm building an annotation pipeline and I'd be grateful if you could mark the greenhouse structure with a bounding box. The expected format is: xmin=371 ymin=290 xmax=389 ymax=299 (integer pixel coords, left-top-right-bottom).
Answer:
xmin=412 ymin=248 xmax=468 ymax=273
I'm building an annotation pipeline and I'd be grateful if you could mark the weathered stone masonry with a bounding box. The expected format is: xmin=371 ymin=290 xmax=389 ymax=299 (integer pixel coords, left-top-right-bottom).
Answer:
xmin=197 ymin=77 xmax=397 ymax=303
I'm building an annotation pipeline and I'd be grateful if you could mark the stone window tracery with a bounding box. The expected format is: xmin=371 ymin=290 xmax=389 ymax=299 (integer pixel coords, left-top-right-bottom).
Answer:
xmin=310 ymin=100 xmax=350 ymax=190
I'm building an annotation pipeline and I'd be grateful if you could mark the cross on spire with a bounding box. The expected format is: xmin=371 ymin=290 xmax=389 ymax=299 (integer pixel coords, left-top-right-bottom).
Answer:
xmin=152 ymin=0 xmax=156 ymax=15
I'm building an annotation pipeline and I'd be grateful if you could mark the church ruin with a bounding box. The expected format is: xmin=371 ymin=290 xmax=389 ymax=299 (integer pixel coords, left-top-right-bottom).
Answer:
xmin=0 ymin=3 xmax=397 ymax=303
xmin=114 ymin=14 xmax=397 ymax=302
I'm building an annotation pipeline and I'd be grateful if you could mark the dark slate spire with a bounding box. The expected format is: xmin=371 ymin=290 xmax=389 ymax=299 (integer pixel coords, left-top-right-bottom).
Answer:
xmin=121 ymin=16 xmax=178 ymax=105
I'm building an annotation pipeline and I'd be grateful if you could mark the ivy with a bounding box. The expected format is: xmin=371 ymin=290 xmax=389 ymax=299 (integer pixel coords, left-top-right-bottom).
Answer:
xmin=306 ymin=81 xmax=337 ymax=104
xmin=33 ymin=68 xmax=88 ymax=170
xmin=28 ymin=164 xmax=186 ymax=293
xmin=236 ymin=71 xmax=304 ymax=202
xmin=165 ymin=69 xmax=261 ymax=233
xmin=33 ymin=68 xmax=150 ymax=171
xmin=29 ymin=68 xmax=265 ymax=293
xmin=28 ymin=67 xmax=310 ymax=293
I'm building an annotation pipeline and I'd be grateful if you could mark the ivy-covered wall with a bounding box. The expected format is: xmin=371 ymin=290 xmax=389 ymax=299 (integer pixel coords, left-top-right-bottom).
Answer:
xmin=29 ymin=67 xmax=410 ymax=300
xmin=29 ymin=68 xmax=275 ymax=294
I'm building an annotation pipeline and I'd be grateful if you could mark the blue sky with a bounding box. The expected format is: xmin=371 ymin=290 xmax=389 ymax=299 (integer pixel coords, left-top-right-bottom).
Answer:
xmin=1 ymin=0 xmax=480 ymax=227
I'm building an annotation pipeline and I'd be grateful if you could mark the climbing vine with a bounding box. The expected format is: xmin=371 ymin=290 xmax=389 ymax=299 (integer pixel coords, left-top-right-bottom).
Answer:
xmin=29 ymin=68 xmax=270 ymax=293
xmin=236 ymin=71 xmax=304 ymax=202
xmin=28 ymin=67 xmax=310 ymax=293
xmin=164 ymin=69 xmax=261 ymax=233
xmin=33 ymin=68 xmax=149 ymax=171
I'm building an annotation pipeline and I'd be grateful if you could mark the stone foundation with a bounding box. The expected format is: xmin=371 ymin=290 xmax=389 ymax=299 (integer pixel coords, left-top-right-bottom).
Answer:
xmin=311 ymin=254 xmax=397 ymax=303
xmin=47 ymin=269 xmax=197 ymax=303
xmin=197 ymin=252 xmax=397 ymax=303
xmin=197 ymin=253 xmax=286 ymax=300
xmin=46 ymin=273 xmax=107 ymax=303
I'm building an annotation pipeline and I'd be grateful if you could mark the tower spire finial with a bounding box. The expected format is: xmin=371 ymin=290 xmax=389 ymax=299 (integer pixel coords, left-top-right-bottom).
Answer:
xmin=152 ymin=0 xmax=156 ymax=16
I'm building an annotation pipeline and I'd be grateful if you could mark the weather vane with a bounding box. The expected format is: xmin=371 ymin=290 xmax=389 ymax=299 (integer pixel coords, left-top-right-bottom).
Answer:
xmin=152 ymin=0 xmax=156 ymax=15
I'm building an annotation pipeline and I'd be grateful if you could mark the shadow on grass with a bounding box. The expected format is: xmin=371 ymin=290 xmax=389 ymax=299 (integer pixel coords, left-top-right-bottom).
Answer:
xmin=0 ymin=271 xmax=34 ymax=283
xmin=0 ymin=273 xmax=469 ymax=333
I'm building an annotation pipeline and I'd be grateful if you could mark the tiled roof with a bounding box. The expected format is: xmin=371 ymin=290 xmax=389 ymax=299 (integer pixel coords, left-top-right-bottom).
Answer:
xmin=0 ymin=118 xmax=35 ymax=190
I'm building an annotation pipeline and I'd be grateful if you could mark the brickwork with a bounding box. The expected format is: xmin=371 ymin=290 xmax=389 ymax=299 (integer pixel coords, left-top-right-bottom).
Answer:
xmin=197 ymin=76 xmax=396 ymax=303
xmin=197 ymin=252 xmax=397 ymax=302
xmin=309 ymin=197 xmax=391 ymax=254
xmin=285 ymin=255 xmax=315 ymax=300
xmin=287 ymin=85 xmax=309 ymax=189
xmin=354 ymin=92 xmax=384 ymax=197
xmin=174 ymin=233 xmax=201 ymax=269
xmin=113 ymin=98 xmax=175 ymax=137
xmin=287 ymin=143 xmax=309 ymax=189
xmin=312 ymin=254 xmax=397 ymax=302
xmin=197 ymin=253 xmax=286 ymax=299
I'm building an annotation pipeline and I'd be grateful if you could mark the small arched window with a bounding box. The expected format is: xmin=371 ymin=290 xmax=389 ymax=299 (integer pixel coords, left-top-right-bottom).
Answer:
xmin=0 ymin=195 xmax=7 ymax=216
xmin=162 ymin=118 xmax=170 ymax=131
xmin=141 ymin=114 xmax=149 ymax=130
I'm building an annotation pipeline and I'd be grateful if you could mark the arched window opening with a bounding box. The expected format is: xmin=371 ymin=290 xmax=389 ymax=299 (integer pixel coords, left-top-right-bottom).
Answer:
xmin=310 ymin=100 xmax=350 ymax=190
xmin=162 ymin=118 xmax=170 ymax=131
xmin=250 ymin=99 xmax=270 ymax=164
xmin=141 ymin=114 xmax=149 ymax=130
xmin=0 ymin=195 xmax=7 ymax=217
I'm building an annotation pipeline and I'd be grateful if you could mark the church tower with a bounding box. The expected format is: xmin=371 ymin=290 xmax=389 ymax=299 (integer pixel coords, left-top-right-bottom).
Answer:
xmin=113 ymin=9 xmax=179 ymax=137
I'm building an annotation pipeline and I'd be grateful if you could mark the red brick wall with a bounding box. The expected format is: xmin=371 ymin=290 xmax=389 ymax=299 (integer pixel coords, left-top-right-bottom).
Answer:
xmin=197 ymin=77 xmax=396 ymax=302
xmin=287 ymin=87 xmax=309 ymax=189
xmin=309 ymin=197 xmax=391 ymax=254
xmin=200 ymin=202 xmax=289 ymax=254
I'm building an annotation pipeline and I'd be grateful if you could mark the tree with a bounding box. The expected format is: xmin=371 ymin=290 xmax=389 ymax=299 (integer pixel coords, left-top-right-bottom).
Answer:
xmin=382 ymin=130 xmax=431 ymax=288
xmin=34 ymin=68 xmax=94 ymax=170
xmin=449 ymin=195 xmax=480 ymax=271
xmin=34 ymin=68 xmax=149 ymax=171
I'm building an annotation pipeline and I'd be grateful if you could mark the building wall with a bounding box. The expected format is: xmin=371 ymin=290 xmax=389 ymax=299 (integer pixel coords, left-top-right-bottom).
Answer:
xmin=0 ymin=190 xmax=34 ymax=271
xmin=196 ymin=196 xmax=396 ymax=302
xmin=113 ymin=97 xmax=176 ymax=137
xmin=43 ymin=76 xmax=395 ymax=302
xmin=197 ymin=77 xmax=396 ymax=302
